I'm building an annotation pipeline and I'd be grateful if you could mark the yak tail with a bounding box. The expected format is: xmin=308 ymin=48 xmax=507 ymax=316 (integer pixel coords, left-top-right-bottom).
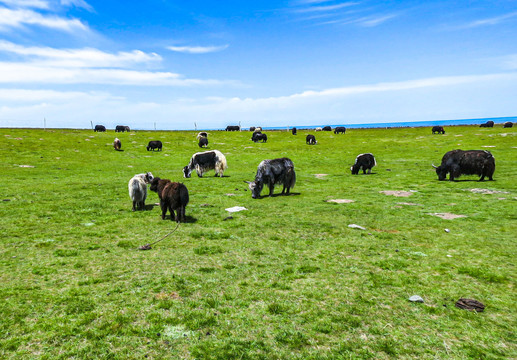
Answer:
xmin=179 ymin=184 xmax=189 ymax=206
xmin=287 ymin=167 xmax=296 ymax=189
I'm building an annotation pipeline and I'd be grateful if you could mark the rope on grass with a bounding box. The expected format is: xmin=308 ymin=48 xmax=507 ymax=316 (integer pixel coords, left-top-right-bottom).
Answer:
xmin=138 ymin=222 xmax=180 ymax=250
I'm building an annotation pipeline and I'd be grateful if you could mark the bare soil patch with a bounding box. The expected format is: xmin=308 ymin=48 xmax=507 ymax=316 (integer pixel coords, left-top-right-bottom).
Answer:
xmin=397 ymin=202 xmax=422 ymax=206
xmin=314 ymin=174 xmax=328 ymax=179
xmin=429 ymin=213 xmax=467 ymax=220
xmin=468 ymin=188 xmax=509 ymax=195
xmin=327 ymin=199 xmax=355 ymax=204
xmin=380 ymin=190 xmax=413 ymax=197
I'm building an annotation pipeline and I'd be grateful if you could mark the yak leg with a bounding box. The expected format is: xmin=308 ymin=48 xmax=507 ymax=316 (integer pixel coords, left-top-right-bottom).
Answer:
xmin=140 ymin=201 xmax=145 ymax=210
xmin=268 ymin=182 xmax=275 ymax=196
xmin=363 ymin=167 xmax=367 ymax=174
xmin=160 ymin=200 xmax=168 ymax=220
xmin=132 ymin=201 xmax=137 ymax=212
xmin=367 ymin=168 xmax=372 ymax=174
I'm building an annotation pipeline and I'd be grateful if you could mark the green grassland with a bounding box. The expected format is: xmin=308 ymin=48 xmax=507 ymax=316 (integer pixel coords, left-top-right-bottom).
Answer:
xmin=1 ymin=125 xmax=515 ymax=359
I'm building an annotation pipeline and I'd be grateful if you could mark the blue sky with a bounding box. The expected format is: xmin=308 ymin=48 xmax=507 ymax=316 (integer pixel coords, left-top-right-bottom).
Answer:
xmin=1 ymin=0 xmax=516 ymax=129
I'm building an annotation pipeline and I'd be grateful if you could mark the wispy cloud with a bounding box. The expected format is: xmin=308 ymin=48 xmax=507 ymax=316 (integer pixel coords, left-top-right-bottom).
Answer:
xmin=0 ymin=0 xmax=49 ymax=9
xmin=167 ymin=44 xmax=229 ymax=54
xmin=461 ymin=11 xmax=517 ymax=28
xmin=295 ymin=2 xmax=358 ymax=13
xmin=0 ymin=7 xmax=88 ymax=32
xmin=60 ymin=0 xmax=93 ymax=12
xmin=0 ymin=41 xmax=161 ymax=68
xmin=289 ymin=1 xmax=397 ymax=27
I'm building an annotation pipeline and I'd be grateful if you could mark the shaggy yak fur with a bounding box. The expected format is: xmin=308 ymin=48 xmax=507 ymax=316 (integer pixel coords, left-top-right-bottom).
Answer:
xmin=433 ymin=149 xmax=495 ymax=181
xmin=246 ymin=158 xmax=296 ymax=199
xmin=198 ymin=136 xmax=209 ymax=148
xmin=147 ymin=140 xmax=162 ymax=151
xmin=128 ymin=172 xmax=154 ymax=211
xmin=306 ymin=134 xmax=316 ymax=145
xmin=351 ymin=153 xmax=376 ymax=175
xmin=432 ymin=126 xmax=445 ymax=134
xmin=183 ymin=150 xmax=227 ymax=178
xmin=113 ymin=138 xmax=121 ymax=151
xmin=334 ymin=126 xmax=346 ymax=134
xmin=150 ymin=177 xmax=189 ymax=222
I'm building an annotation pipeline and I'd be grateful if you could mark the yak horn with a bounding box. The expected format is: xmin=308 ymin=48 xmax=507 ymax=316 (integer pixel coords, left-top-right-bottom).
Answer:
xmin=431 ymin=163 xmax=438 ymax=169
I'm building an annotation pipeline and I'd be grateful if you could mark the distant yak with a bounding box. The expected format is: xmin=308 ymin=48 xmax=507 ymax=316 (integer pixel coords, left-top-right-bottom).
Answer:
xmin=432 ymin=126 xmax=445 ymax=134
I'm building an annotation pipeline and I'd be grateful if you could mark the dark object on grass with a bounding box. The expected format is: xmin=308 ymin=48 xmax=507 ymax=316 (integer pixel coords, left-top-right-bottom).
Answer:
xmin=322 ymin=126 xmax=332 ymax=131
xmin=139 ymin=244 xmax=152 ymax=250
xmin=334 ymin=126 xmax=346 ymax=134
xmin=432 ymin=126 xmax=445 ymax=134
xmin=223 ymin=216 xmax=233 ymax=221
xmin=503 ymin=121 xmax=513 ymax=128
xmin=147 ymin=140 xmax=162 ymax=151
xmin=137 ymin=223 xmax=180 ymax=250
xmin=246 ymin=158 xmax=296 ymax=199
xmin=455 ymin=298 xmax=485 ymax=312
xmin=351 ymin=153 xmax=376 ymax=174
xmin=479 ymin=120 xmax=494 ymax=128
xmin=291 ymin=127 xmax=297 ymax=135
xmin=94 ymin=124 xmax=106 ymax=132
xmin=150 ymin=178 xmax=189 ymax=222
xmin=432 ymin=149 xmax=495 ymax=181
xmin=306 ymin=134 xmax=316 ymax=145
xmin=198 ymin=136 xmax=208 ymax=148
xmin=113 ymin=138 xmax=121 ymax=151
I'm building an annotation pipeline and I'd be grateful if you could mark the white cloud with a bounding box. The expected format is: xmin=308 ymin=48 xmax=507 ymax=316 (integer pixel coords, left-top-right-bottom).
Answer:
xmin=0 ymin=7 xmax=88 ymax=32
xmin=0 ymin=62 xmax=228 ymax=86
xmin=0 ymin=41 xmax=162 ymax=68
xmin=295 ymin=2 xmax=358 ymax=13
xmin=462 ymin=11 xmax=517 ymax=28
xmin=167 ymin=45 xmax=229 ymax=54
xmin=60 ymin=0 xmax=93 ymax=12
xmin=0 ymin=0 xmax=49 ymax=9
xmin=2 ymin=72 xmax=516 ymax=129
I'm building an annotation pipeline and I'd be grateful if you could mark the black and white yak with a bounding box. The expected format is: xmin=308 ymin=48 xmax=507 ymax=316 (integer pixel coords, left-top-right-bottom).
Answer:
xmin=198 ymin=136 xmax=209 ymax=148
xmin=252 ymin=132 xmax=267 ymax=142
xmin=432 ymin=126 xmax=445 ymax=134
xmin=94 ymin=125 xmax=106 ymax=132
xmin=306 ymin=134 xmax=316 ymax=145
xmin=147 ymin=140 xmax=162 ymax=151
xmin=334 ymin=126 xmax=346 ymax=134
xmin=128 ymin=172 xmax=154 ymax=211
xmin=246 ymin=158 xmax=296 ymax=199
xmin=351 ymin=153 xmax=376 ymax=174
xmin=432 ymin=149 xmax=495 ymax=181
xmin=113 ymin=138 xmax=121 ymax=151
xmin=150 ymin=177 xmax=189 ymax=222
xmin=196 ymin=132 xmax=208 ymax=140
xmin=183 ymin=150 xmax=227 ymax=178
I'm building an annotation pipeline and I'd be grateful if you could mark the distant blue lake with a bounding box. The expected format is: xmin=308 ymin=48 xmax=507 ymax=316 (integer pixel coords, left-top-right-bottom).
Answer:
xmin=260 ymin=116 xmax=516 ymax=130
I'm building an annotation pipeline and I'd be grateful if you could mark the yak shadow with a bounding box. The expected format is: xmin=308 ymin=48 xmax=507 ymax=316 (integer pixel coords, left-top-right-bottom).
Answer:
xmin=160 ymin=214 xmax=198 ymax=223
xmin=144 ymin=203 xmax=158 ymax=211
xmin=115 ymin=149 xmax=124 ymax=152
xmin=439 ymin=179 xmax=495 ymax=182
xmin=255 ymin=192 xmax=301 ymax=199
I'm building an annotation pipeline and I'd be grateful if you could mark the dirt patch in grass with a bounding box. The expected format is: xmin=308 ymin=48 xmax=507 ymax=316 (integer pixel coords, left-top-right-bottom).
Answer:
xmin=314 ymin=174 xmax=328 ymax=178
xmin=468 ymin=188 xmax=509 ymax=195
xmin=326 ymin=199 xmax=355 ymax=203
xmin=380 ymin=190 xmax=413 ymax=197
xmin=397 ymin=202 xmax=422 ymax=206
xmin=429 ymin=213 xmax=467 ymax=220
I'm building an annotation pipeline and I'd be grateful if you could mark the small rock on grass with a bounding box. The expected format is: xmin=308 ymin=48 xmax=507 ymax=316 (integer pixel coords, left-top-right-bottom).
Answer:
xmin=348 ymin=224 xmax=366 ymax=230
xmin=409 ymin=295 xmax=424 ymax=303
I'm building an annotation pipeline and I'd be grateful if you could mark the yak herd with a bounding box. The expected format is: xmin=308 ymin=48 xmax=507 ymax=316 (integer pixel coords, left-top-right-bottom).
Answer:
xmin=92 ymin=123 xmax=505 ymax=222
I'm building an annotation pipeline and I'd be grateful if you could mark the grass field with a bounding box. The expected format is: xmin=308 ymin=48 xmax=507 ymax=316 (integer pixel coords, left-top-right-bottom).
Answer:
xmin=1 ymin=125 xmax=516 ymax=359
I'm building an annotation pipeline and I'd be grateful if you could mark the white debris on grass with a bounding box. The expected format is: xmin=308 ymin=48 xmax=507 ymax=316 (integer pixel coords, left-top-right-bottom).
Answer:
xmin=225 ymin=206 xmax=247 ymax=213
xmin=409 ymin=295 xmax=424 ymax=303
xmin=327 ymin=199 xmax=355 ymax=203
xmin=348 ymin=224 xmax=366 ymax=230
xmin=19 ymin=165 xmax=35 ymax=168
xmin=429 ymin=213 xmax=467 ymax=220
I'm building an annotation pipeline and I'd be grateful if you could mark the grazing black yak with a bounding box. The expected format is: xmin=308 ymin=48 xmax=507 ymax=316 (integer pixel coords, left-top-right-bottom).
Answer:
xmin=147 ymin=140 xmax=162 ymax=151
xmin=306 ymin=134 xmax=316 ymax=145
xmin=432 ymin=150 xmax=495 ymax=181
xmin=246 ymin=158 xmax=296 ymax=199
xmin=351 ymin=153 xmax=376 ymax=174
xmin=150 ymin=177 xmax=189 ymax=222
xmin=432 ymin=126 xmax=445 ymax=134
